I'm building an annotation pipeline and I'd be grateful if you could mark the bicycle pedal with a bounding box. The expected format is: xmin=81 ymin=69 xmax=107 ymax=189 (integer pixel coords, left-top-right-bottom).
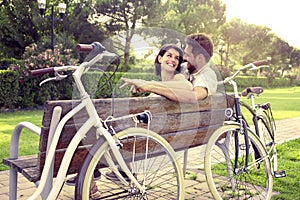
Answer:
xmin=274 ymin=170 xmax=286 ymax=178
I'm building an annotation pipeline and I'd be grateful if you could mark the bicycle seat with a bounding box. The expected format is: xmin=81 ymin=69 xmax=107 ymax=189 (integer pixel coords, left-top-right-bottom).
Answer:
xmin=241 ymin=87 xmax=264 ymax=97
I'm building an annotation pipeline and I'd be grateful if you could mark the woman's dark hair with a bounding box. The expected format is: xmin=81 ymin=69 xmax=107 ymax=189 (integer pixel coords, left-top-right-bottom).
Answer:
xmin=154 ymin=44 xmax=184 ymax=76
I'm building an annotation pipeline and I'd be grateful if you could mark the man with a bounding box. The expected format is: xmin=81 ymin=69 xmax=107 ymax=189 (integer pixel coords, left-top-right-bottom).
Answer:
xmin=121 ymin=33 xmax=217 ymax=103
xmin=181 ymin=33 xmax=218 ymax=101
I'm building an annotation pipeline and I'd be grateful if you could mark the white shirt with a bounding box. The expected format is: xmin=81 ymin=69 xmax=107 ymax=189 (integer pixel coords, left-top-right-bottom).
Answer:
xmin=189 ymin=62 xmax=217 ymax=96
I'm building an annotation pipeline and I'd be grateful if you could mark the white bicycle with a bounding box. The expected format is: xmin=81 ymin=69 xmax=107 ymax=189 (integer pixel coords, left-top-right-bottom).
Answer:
xmin=29 ymin=42 xmax=184 ymax=199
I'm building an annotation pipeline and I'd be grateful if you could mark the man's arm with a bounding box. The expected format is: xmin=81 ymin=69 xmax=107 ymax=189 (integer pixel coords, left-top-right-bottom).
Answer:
xmin=121 ymin=78 xmax=208 ymax=103
xmin=146 ymin=83 xmax=208 ymax=103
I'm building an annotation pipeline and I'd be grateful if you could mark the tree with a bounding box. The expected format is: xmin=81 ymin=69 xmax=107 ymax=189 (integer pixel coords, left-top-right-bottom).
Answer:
xmin=220 ymin=19 xmax=273 ymax=69
xmin=0 ymin=0 xmax=39 ymax=58
xmin=91 ymin=0 xmax=166 ymax=71
xmin=220 ymin=18 xmax=250 ymax=68
xmin=163 ymin=0 xmax=226 ymax=38
xmin=0 ymin=0 xmax=110 ymax=62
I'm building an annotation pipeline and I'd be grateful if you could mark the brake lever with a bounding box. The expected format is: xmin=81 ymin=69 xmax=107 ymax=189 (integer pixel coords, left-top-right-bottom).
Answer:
xmin=39 ymin=72 xmax=68 ymax=86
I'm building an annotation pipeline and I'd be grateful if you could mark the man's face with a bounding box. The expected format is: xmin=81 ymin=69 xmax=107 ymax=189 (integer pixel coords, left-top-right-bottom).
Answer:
xmin=183 ymin=45 xmax=197 ymax=73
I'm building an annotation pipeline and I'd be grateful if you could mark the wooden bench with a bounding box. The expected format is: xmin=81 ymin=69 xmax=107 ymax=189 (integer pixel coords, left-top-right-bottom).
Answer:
xmin=3 ymin=93 xmax=232 ymax=198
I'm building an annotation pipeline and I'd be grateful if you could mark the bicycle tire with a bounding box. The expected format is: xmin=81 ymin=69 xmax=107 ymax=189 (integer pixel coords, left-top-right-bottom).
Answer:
xmin=75 ymin=127 xmax=184 ymax=200
xmin=204 ymin=124 xmax=273 ymax=200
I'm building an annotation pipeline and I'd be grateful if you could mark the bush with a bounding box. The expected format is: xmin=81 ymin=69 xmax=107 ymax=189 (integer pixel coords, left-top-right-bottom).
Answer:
xmin=0 ymin=58 xmax=22 ymax=70
xmin=0 ymin=70 xmax=19 ymax=109
xmin=224 ymin=76 xmax=291 ymax=92
xmin=78 ymin=72 xmax=160 ymax=99
xmin=18 ymin=44 xmax=79 ymax=106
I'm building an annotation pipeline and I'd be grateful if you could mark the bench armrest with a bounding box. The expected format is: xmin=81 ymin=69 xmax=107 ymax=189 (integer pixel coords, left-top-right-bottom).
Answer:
xmin=9 ymin=122 xmax=41 ymax=160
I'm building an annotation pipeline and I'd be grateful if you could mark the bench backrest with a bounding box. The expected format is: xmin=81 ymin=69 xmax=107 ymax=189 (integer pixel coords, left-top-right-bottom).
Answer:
xmin=38 ymin=94 xmax=232 ymax=177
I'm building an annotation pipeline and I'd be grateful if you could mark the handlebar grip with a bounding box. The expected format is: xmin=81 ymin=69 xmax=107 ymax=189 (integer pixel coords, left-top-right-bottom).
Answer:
xmin=75 ymin=44 xmax=94 ymax=52
xmin=252 ymin=59 xmax=269 ymax=67
xmin=30 ymin=67 xmax=55 ymax=76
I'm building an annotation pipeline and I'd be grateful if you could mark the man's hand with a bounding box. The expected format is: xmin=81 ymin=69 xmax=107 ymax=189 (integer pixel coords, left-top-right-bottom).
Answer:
xmin=120 ymin=78 xmax=150 ymax=93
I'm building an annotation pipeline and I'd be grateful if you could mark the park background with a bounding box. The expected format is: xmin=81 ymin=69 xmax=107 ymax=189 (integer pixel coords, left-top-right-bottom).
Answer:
xmin=1 ymin=0 xmax=300 ymax=109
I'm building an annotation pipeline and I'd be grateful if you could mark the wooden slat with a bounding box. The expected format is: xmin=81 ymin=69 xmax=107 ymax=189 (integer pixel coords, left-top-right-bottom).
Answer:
xmin=3 ymin=155 xmax=39 ymax=182
xmin=37 ymin=124 xmax=222 ymax=177
xmin=3 ymin=155 xmax=38 ymax=171
xmin=38 ymin=94 xmax=229 ymax=178
xmin=22 ymin=166 xmax=40 ymax=182
xmin=42 ymin=94 xmax=228 ymax=127
xmin=38 ymin=109 xmax=225 ymax=152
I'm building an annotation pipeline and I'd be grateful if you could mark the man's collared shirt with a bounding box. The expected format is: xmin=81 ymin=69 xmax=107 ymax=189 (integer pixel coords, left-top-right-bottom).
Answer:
xmin=189 ymin=62 xmax=217 ymax=96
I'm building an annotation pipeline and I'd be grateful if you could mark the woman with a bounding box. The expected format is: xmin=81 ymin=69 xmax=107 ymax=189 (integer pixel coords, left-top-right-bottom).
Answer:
xmin=121 ymin=44 xmax=193 ymax=99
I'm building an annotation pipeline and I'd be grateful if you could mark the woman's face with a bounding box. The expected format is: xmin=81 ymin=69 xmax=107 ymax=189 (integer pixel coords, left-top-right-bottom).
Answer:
xmin=158 ymin=48 xmax=181 ymax=73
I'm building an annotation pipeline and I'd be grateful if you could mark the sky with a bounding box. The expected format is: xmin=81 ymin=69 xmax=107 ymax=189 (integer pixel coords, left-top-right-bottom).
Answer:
xmin=223 ymin=0 xmax=300 ymax=49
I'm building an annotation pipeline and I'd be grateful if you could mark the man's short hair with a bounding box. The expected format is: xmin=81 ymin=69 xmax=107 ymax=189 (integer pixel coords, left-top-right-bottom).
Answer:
xmin=186 ymin=33 xmax=214 ymax=62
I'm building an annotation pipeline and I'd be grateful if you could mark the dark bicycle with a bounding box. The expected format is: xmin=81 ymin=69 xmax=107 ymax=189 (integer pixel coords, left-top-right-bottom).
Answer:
xmin=204 ymin=59 xmax=286 ymax=200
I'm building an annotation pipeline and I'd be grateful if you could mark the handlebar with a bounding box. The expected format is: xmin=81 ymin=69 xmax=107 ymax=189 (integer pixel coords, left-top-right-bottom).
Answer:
xmin=252 ymin=59 xmax=269 ymax=67
xmin=75 ymin=44 xmax=94 ymax=52
xmin=75 ymin=42 xmax=106 ymax=53
xmin=30 ymin=65 xmax=78 ymax=77
xmin=31 ymin=67 xmax=55 ymax=76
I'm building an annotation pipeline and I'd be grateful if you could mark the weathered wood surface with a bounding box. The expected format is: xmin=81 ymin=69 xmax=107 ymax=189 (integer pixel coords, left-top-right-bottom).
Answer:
xmin=4 ymin=94 xmax=233 ymax=182
xmin=38 ymin=94 xmax=229 ymax=176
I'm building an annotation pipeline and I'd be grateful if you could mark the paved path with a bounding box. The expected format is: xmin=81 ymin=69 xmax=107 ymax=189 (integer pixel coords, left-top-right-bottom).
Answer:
xmin=0 ymin=117 xmax=299 ymax=200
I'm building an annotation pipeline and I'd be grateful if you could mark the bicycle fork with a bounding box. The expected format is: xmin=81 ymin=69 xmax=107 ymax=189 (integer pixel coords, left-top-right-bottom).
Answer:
xmin=100 ymin=127 xmax=146 ymax=195
xmin=234 ymin=98 xmax=250 ymax=175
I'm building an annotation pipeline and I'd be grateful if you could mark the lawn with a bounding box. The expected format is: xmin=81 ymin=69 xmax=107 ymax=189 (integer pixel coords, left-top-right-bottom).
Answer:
xmin=273 ymin=138 xmax=300 ymax=199
xmin=208 ymin=138 xmax=300 ymax=200
xmin=241 ymin=86 xmax=300 ymax=120
xmin=0 ymin=110 xmax=42 ymax=170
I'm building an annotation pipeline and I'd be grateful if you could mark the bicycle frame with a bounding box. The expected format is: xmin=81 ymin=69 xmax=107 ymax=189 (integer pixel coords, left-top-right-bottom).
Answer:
xmin=227 ymin=80 xmax=250 ymax=173
xmin=240 ymin=95 xmax=277 ymax=171
xmin=28 ymin=49 xmax=144 ymax=200
xmin=221 ymin=59 xmax=270 ymax=174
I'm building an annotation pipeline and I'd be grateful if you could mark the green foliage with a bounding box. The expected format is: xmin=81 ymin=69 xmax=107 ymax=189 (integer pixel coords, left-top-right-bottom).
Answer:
xmin=79 ymin=72 xmax=160 ymax=99
xmin=0 ymin=57 xmax=22 ymax=70
xmin=92 ymin=0 xmax=169 ymax=70
xmin=0 ymin=0 xmax=300 ymax=107
xmin=225 ymin=76 xmax=290 ymax=91
xmin=0 ymin=70 xmax=20 ymax=109
xmin=0 ymin=0 xmax=38 ymax=58
xmin=17 ymin=43 xmax=79 ymax=107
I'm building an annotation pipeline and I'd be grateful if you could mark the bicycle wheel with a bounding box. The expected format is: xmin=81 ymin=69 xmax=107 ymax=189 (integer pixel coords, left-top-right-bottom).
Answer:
xmin=204 ymin=124 xmax=273 ymax=200
xmin=75 ymin=127 xmax=184 ymax=200
xmin=258 ymin=109 xmax=277 ymax=172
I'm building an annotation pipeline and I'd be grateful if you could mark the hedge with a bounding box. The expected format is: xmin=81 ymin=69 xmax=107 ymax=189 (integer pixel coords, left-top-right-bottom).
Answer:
xmin=233 ymin=76 xmax=290 ymax=88
xmin=0 ymin=70 xmax=19 ymax=109
xmin=0 ymin=71 xmax=159 ymax=109
xmin=0 ymin=70 xmax=295 ymax=109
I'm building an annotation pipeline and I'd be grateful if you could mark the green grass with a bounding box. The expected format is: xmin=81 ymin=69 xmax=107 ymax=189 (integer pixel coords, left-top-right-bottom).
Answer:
xmin=272 ymin=138 xmax=300 ymax=199
xmin=240 ymin=86 xmax=300 ymax=122
xmin=0 ymin=110 xmax=43 ymax=170
xmin=210 ymin=140 xmax=300 ymax=200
